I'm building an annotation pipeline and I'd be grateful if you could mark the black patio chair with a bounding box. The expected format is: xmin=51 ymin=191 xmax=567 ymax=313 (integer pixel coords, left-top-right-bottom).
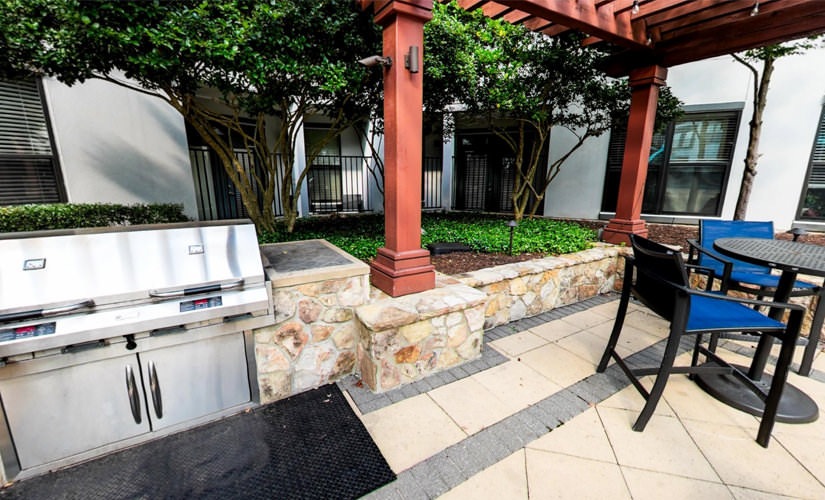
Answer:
xmin=597 ymin=234 xmax=804 ymax=447
xmin=687 ymin=219 xmax=825 ymax=375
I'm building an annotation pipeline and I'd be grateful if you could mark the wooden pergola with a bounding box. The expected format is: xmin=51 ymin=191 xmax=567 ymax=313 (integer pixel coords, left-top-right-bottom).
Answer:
xmin=362 ymin=0 xmax=825 ymax=297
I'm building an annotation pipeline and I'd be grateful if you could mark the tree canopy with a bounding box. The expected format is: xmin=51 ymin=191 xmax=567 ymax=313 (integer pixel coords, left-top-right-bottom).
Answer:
xmin=0 ymin=0 xmax=382 ymax=232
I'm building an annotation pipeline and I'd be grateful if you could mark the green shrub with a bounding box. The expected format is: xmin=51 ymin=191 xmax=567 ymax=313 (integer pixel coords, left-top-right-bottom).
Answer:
xmin=0 ymin=203 xmax=190 ymax=233
xmin=422 ymin=214 xmax=595 ymax=255
xmin=259 ymin=213 xmax=596 ymax=261
xmin=259 ymin=214 xmax=385 ymax=261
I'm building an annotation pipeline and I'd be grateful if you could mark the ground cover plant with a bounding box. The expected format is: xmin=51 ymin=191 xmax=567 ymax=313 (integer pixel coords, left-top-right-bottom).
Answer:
xmin=259 ymin=213 xmax=596 ymax=262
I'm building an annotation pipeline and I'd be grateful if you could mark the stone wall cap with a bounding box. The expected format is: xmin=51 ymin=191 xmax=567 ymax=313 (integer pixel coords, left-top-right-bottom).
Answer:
xmin=356 ymin=283 xmax=486 ymax=330
xmin=456 ymin=244 xmax=627 ymax=287
xmin=262 ymin=239 xmax=369 ymax=288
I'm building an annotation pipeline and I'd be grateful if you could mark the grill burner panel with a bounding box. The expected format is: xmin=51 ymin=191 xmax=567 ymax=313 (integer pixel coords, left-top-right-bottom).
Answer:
xmin=0 ymin=287 xmax=269 ymax=359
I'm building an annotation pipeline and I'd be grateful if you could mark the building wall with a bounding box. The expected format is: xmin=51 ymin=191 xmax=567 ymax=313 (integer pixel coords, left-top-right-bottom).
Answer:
xmin=542 ymin=129 xmax=610 ymax=220
xmin=41 ymin=76 xmax=199 ymax=219
xmin=541 ymin=48 xmax=825 ymax=231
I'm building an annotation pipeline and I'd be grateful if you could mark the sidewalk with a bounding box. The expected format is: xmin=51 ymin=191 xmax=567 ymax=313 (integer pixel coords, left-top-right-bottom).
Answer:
xmin=340 ymin=294 xmax=825 ymax=499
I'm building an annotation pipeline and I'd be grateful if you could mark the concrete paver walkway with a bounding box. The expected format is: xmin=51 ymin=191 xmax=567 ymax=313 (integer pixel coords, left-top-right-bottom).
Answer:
xmin=341 ymin=295 xmax=825 ymax=500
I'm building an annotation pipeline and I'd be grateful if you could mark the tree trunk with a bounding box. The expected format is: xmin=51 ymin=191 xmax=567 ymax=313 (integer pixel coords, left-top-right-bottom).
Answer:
xmin=734 ymin=55 xmax=774 ymax=220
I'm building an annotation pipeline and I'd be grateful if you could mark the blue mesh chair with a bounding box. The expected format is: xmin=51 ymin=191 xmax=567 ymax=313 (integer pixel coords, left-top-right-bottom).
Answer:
xmin=597 ymin=234 xmax=804 ymax=447
xmin=687 ymin=220 xmax=825 ymax=375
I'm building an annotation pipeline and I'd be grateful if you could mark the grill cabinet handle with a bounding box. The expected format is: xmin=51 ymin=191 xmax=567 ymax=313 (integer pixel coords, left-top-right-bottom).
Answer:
xmin=125 ymin=364 xmax=142 ymax=424
xmin=148 ymin=361 xmax=163 ymax=419
xmin=148 ymin=278 xmax=244 ymax=298
xmin=0 ymin=299 xmax=94 ymax=323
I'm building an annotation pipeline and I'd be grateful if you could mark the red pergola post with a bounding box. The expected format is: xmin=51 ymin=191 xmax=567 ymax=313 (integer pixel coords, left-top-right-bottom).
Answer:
xmin=602 ymin=65 xmax=668 ymax=245
xmin=370 ymin=0 xmax=436 ymax=297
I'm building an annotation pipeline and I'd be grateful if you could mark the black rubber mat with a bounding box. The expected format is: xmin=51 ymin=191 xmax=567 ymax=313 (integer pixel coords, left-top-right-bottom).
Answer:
xmin=0 ymin=384 xmax=395 ymax=499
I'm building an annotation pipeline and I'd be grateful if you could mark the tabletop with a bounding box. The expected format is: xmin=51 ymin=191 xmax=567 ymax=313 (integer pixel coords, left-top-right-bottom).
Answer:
xmin=713 ymin=237 xmax=825 ymax=277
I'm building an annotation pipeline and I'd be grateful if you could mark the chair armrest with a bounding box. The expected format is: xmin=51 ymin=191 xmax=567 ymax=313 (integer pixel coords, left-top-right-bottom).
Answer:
xmin=686 ymin=239 xmax=701 ymax=264
xmin=685 ymin=263 xmax=716 ymax=291
xmin=636 ymin=263 xmax=804 ymax=313
xmin=686 ymin=240 xmax=734 ymax=292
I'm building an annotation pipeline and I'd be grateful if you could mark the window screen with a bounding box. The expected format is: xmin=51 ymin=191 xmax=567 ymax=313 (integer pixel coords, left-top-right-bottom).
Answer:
xmin=0 ymin=79 xmax=63 ymax=204
xmin=799 ymin=106 xmax=825 ymax=219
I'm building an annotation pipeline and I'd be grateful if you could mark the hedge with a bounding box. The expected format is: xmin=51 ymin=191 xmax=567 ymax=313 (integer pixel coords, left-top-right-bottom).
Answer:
xmin=0 ymin=203 xmax=190 ymax=233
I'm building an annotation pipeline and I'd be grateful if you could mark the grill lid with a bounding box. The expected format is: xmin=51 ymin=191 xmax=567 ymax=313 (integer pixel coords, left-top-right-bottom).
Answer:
xmin=0 ymin=220 xmax=265 ymax=319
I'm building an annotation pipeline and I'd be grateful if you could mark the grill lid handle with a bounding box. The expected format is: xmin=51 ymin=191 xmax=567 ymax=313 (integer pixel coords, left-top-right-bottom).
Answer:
xmin=148 ymin=278 xmax=245 ymax=298
xmin=0 ymin=299 xmax=95 ymax=324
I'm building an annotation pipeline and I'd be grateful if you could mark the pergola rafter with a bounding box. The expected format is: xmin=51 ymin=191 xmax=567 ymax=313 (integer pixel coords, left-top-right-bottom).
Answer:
xmin=456 ymin=0 xmax=825 ymax=73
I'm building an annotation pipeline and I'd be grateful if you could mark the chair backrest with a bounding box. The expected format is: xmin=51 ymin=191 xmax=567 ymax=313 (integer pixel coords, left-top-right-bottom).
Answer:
xmin=630 ymin=234 xmax=689 ymax=322
xmin=698 ymin=220 xmax=774 ymax=275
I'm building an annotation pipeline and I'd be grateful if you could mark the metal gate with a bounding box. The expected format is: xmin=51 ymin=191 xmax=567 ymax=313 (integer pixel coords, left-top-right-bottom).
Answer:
xmin=454 ymin=131 xmax=544 ymax=213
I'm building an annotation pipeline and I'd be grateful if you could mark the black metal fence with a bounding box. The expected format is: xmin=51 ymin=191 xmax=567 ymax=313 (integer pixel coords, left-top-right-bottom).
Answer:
xmin=422 ymin=156 xmax=443 ymax=210
xmin=307 ymin=155 xmax=371 ymax=213
xmin=189 ymin=148 xmax=286 ymax=220
xmin=191 ymin=151 xmax=445 ymax=219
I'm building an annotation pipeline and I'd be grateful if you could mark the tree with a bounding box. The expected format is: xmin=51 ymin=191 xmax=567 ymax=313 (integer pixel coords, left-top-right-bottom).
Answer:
xmin=732 ymin=40 xmax=820 ymax=220
xmin=424 ymin=1 xmax=682 ymax=221
xmin=0 ymin=0 xmax=382 ymax=233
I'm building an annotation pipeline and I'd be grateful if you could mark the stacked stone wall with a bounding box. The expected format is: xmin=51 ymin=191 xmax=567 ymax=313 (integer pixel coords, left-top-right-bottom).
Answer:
xmin=457 ymin=244 xmax=628 ymax=329
xmin=355 ymin=284 xmax=487 ymax=392
xmin=254 ymin=275 xmax=370 ymax=404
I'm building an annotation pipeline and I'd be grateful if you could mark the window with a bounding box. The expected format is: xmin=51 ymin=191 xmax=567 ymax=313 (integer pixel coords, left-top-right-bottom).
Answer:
xmin=601 ymin=108 xmax=741 ymax=216
xmin=0 ymin=79 xmax=64 ymax=204
xmin=798 ymin=106 xmax=825 ymax=220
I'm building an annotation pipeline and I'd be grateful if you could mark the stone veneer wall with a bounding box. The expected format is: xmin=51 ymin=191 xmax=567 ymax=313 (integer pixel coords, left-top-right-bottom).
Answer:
xmin=354 ymin=282 xmax=487 ymax=392
xmin=254 ymin=273 xmax=370 ymax=404
xmin=457 ymin=244 xmax=629 ymax=329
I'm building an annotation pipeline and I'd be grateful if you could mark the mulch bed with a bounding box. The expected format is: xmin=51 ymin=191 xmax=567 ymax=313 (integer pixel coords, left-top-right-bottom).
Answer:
xmin=430 ymin=251 xmax=545 ymax=275
xmin=428 ymin=222 xmax=825 ymax=276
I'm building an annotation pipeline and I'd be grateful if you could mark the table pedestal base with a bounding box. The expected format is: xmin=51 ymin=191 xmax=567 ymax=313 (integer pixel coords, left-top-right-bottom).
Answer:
xmin=694 ymin=363 xmax=819 ymax=423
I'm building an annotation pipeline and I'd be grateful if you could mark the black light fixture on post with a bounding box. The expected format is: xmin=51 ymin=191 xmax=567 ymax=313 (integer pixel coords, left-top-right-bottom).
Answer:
xmin=508 ymin=220 xmax=518 ymax=255
xmin=405 ymin=45 xmax=419 ymax=73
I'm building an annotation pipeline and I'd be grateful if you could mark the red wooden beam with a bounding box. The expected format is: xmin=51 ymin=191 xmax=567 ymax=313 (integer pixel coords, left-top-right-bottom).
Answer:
xmin=522 ymin=0 xmax=646 ymax=48
xmin=602 ymin=65 xmax=667 ymax=245
xmin=370 ymin=0 xmax=437 ymax=297
xmin=656 ymin=3 xmax=825 ymax=67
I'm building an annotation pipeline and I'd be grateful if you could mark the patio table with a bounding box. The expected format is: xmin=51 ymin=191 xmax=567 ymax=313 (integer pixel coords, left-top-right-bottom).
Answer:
xmin=693 ymin=237 xmax=822 ymax=423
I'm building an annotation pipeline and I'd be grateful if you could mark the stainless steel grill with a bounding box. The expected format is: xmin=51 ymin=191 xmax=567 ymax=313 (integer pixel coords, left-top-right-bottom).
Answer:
xmin=0 ymin=220 xmax=273 ymax=481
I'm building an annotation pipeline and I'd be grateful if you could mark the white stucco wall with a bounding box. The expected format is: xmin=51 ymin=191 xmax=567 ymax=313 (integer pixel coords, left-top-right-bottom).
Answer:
xmin=542 ymin=129 xmax=610 ymax=219
xmin=41 ymin=76 xmax=199 ymax=219
xmin=542 ymin=47 xmax=825 ymax=230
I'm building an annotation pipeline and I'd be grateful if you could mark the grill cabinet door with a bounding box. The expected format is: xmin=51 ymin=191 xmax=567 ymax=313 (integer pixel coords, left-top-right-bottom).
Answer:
xmin=140 ymin=331 xmax=250 ymax=431
xmin=0 ymin=350 xmax=151 ymax=470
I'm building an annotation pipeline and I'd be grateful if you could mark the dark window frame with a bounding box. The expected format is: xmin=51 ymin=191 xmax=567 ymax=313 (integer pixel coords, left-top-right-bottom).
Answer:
xmin=797 ymin=105 xmax=825 ymax=221
xmin=0 ymin=78 xmax=66 ymax=205
xmin=601 ymin=104 xmax=742 ymax=217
